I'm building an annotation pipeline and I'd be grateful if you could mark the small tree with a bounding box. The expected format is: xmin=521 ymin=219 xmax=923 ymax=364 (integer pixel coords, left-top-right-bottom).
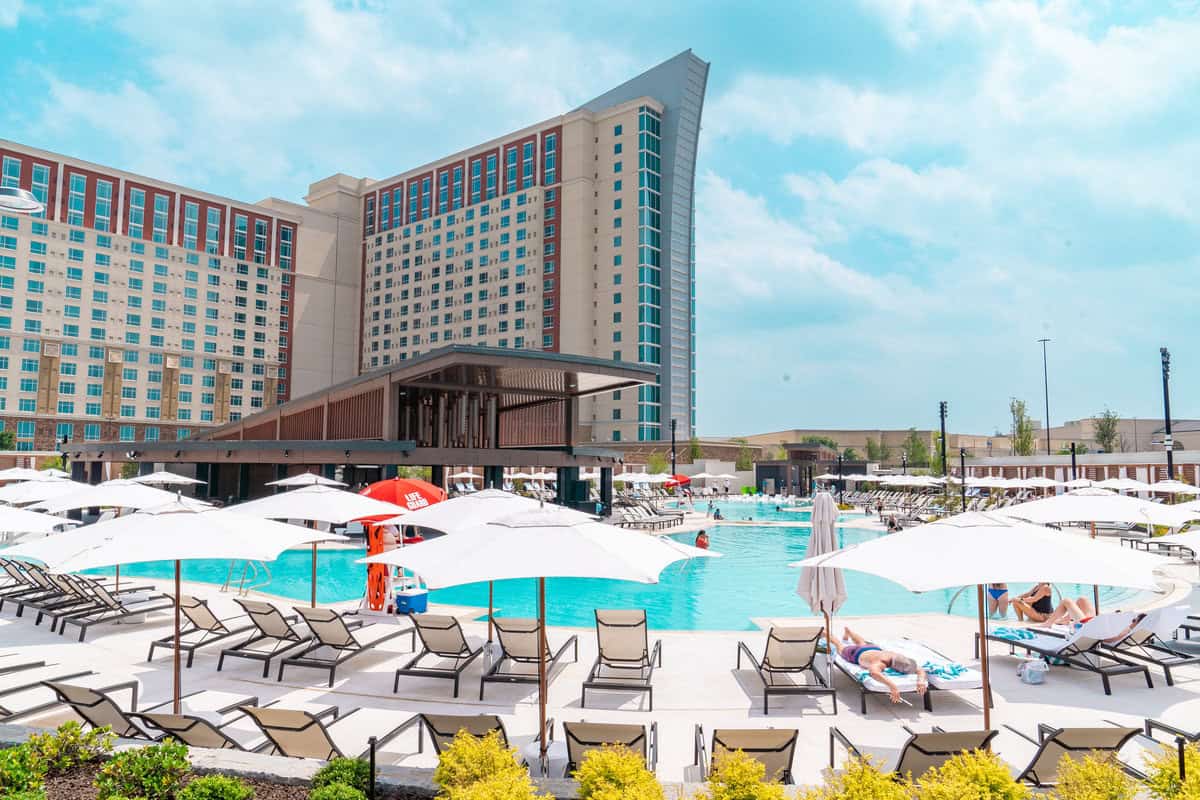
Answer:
xmin=1093 ymin=409 xmax=1121 ymax=453
xmin=397 ymin=466 xmax=432 ymax=481
xmin=865 ymin=437 xmax=880 ymax=461
xmin=646 ymin=451 xmax=669 ymax=474
xmin=842 ymin=447 xmax=860 ymax=461
xmin=119 ymin=462 xmax=140 ymax=480
xmin=902 ymin=428 xmax=930 ymax=467
xmin=733 ymin=438 xmax=753 ymax=471
xmin=930 ymin=435 xmax=945 ymax=475
xmin=40 ymin=455 xmax=65 ymax=471
xmin=688 ymin=436 xmax=703 ymax=460
xmin=1010 ymin=398 xmax=1036 ymax=456
xmin=800 ymin=435 xmax=839 ymax=450
xmin=0 ymin=430 xmax=15 ymax=450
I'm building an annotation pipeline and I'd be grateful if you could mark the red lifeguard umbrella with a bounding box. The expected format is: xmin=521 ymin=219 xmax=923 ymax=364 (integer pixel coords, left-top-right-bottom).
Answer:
xmin=359 ymin=478 xmax=447 ymax=611
xmin=664 ymin=473 xmax=692 ymax=488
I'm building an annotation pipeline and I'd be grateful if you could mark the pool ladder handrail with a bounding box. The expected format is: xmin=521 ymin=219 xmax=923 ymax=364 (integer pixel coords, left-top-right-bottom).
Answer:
xmin=221 ymin=559 xmax=273 ymax=596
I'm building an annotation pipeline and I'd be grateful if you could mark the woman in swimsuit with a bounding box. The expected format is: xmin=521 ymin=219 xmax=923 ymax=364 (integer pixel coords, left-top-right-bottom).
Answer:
xmin=1012 ymin=582 xmax=1055 ymax=622
xmin=986 ymin=583 xmax=1009 ymax=618
xmin=832 ymin=627 xmax=927 ymax=704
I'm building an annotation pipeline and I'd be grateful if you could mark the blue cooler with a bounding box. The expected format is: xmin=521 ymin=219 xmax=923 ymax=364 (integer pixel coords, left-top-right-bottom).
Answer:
xmin=395 ymin=588 xmax=429 ymax=615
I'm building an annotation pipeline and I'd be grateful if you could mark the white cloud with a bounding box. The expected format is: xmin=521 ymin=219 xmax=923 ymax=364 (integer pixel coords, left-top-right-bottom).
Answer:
xmin=0 ymin=0 xmax=22 ymax=28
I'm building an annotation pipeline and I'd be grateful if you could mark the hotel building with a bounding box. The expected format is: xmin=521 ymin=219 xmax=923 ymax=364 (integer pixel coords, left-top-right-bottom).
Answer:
xmin=0 ymin=50 xmax=707 ymax=452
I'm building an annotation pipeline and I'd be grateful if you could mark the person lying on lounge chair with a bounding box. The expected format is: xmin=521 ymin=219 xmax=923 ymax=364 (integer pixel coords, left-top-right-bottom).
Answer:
xmin=831 ymin=627 xmax=927 ymax=704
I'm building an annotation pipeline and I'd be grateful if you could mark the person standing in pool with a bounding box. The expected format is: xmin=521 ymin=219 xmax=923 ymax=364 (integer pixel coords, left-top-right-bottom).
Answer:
xmin=695 ymin=530 xmax=710 ymax=549
xmin=986 ymin=583 xmax=1009 ymax=617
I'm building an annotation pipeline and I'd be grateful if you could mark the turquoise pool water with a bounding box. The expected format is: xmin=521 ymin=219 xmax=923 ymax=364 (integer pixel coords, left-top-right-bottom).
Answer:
xmin=76 ymin=505 xmax=1144 ymax=630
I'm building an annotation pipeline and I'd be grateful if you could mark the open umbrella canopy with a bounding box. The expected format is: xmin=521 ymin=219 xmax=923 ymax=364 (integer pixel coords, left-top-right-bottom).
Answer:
xmin=1001 ymin=492 xmax=1197 ymax=528
xmin=815 ymin=473 xmax=839 ymax=481
xmin=0 ymin=504 xmax=79 ymax=535
xmin=361 ymin=506 xmax=717 ymax=587
xmin=508 ymin=471 xmax=535 ymax=480
xmin=0 ymin=478 xmax=87 ymax=506
xmin=40 ymin=468 xmax=72 ymax=479
xmin=372 ymin=489 xmax=592 ymax=530
xmin=797 ymin=492 xmax=846 ymax=615
xmin=664 ymin=473 xmax=691 ymax=487
xmin=1019 ymin=476 xmax=1061 ymax=488
xmin=689 ymin=472 xmax=714 ymax=480
xmin=1096 ymin=477 xmax=1153 ymax=492
xmin=790 ymin=511 xmax=1167 ymax=592
xmin=614 ymin=472 xmax=648 ymax=483
xmin=1151 ymin=479 xmax=1199 ymax=495
xmin=448 ymin=470 xmax=479 ymax=480
xmin=0 ymin=467 xmax=53 ymax=482
xmin=359 ymin=477 xmax=446 ymax=511
xmin=228 ymin=484 xmax=408 ymax=524
xmin=32 ymin=480 xmax=211 ymax=514
xmin=1063 ymin=478 xmax=1094 ymax=489
xmin=265 ymin=472 xmax=347 ymax=488
xmin=131 ymin=471 xmax=206 ymax=487
xmin=5 ymin=499 xmax=346 ymax=572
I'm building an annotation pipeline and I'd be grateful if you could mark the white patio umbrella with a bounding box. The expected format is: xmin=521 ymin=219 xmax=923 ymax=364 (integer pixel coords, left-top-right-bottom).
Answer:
xmin=40 ymin=468 xmax=72 ymax=480
xmin=716 ymin=473 xmax=738 ymax=480
xmin=0 ymin=504 xmax=79 ymax=543
xmin=449 ymin=470 xmax=480 ymax=481
xmin=227 ymin=485 xmax=407 ymax=606
xmin=0 ymin=478 xmax=87 ymax=506
xmin=361 ymin=507 xmax=717 ymax=763
xmin=0 ymin=467 xmax=52 ymax=482
xmin=32 ymin=480 xmax=209 ymax=514
xmin=265 ymin=472 xmax=348 ymax=488
xmin=1020 ymin=476 xmax=1061 ymax=489
xmin=1096 ymin=477 xmax=1153 ymax=493
xmin=1001 ymin=492 xmax=1198 ymax=529
xmin=815 ymin=473 xmax=839 ymax=481
xmin=690 ymin=472 xmax=714 ymax=480
xmin=791 ymin=511 xmax=1168 ymax=729
xmin=5 ymin=500 xmax=343 ymax=712
xmin=131 ymin=471 xmax=206 ymax=487
xmin=1063 ymin=478 xmax=1094 ymax=489
xmin=796 ymin=492 xmax=846 ymax=683
xmin=1151 ymin=479 xmax=1199 ymax=495
xmin=508 ymin=471 xmax=535 ymax=481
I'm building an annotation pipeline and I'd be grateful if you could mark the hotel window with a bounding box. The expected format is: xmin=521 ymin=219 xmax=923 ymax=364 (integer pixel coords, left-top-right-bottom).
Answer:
xmin=505 ymin=147 xmax=518 ymax=193
xmin=379 ymin=191 xmax=390 ymax=231
xmin=204 ymin=207 xmax=221 ymax=254
xmin=486 ymin=154 xmax=497 ymax=199
xmin=420 ymin=177 xmax=431 ymax=219
xmin=0 ymin=156 xmax=18 ymax=188
xmin=253 ymin=218 xmax=268 ymax=264
xmin=522 ymin=142 xmax=534 ymax=189
xmin=183 ymin=201 xmax=199 ymax=249
xmin=407 ymin=181 xmax=418 ymax=223
xmin=364 ymin=195 xmax=375 ymax=234
xmin=127 ymin=188 xmax=145 ymax=238
xmin=233 ymin=213 xmax=248 ymax=259
xmin=67 ymin=174 xmax=86 ymax=226
xmin=30 ymin=164 xmax=49 ymax=218
xmin=152 ymin=193 xmax=169 ymax=243
xmin=278 ymin=224 xmax=293 ymax=270
xmin=438 ymin=171 xmax=449 ymax=214
xmin=543 ymin=133 xmax=557 ymax=184
xmin=94 ymin=179 xmax=113 ymax=232
xmin=452 ymin=165 xmax=464 ymax=209
xmin=470 ymin=159 xmax=482 ymax=204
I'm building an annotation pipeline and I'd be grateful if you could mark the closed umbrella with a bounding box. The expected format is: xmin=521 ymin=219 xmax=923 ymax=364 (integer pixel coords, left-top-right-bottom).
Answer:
xmin=131 ymin=471 xmax=206 ymax=487
xmin=362 ymin=508 xmax=717 ymax=764
xmin=791 ymin=511 xmax=1168 ymax=729
xmin=796 ymin=492 xmax=846 ymax=683
xmin=5 ymin=500 xmax=343 ymax=711
xmin=265 ymin=472 xmax=347 ymax=488
xmin=229 ymin=485 xmax=408 ymax=606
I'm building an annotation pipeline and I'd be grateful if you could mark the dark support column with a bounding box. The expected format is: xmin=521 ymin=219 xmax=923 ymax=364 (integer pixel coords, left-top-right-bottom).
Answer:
xmin=88 ymin=461 xmax=103 ymax=485
xmin=384 ymin=464 xmax=398 ymax=479
xmin=237 ymin=464 xmax=250 ymax=502
xmin=430 ymin=465 xmax=445 ymax=490
xmin=273 ymin=463 xmax=287 ymax=492
xmin=196 ymin=463 xmax=212 ymax=498
xmin=138 ymin=461 xmax=154 ymax=476
xmin=208 ymin=464 xmax=220 ymax=501
xmin=71 ymin=460 xmax=87 ymax=482
xmin=600 ymin=467 xmax=614 ymax=516
xmin=483 ymin=465 xmax=504 ymax=490
xmin=322 ymin=464 xmax=337 ymax=481
xmin=556 ymin=466 xmax=579 ymax=507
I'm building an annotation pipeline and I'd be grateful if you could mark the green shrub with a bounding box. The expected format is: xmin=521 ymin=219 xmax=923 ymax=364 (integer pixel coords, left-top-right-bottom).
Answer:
xmin=2 ymin=789 xmax=48 ymax=800
xmin=26 ymin=721 xmax=115 ymax=775
xmin=1050 ymin=753 xmax=1137 ymax=800
xmin=705 ymin=750 xmax=786 ymax=800
xmin=178 ymin=774 xmax=255 ymax=800
xmin=573 ymin=745 xmax=663 ymax=800
xmin=0 ymin=744 xmax=47 ymax=795
xmin=433 ymin=730 xmax=525 ymax=794
xmin=1144 ymin=741 xmax=1200 ymax=799
xmin=310 ymin=784 xmax=367 ymax=800
xmin=443 ymin=772 xmax=541 ymax=800
xmin=800 ymin=755 xmax=911 ymax=800
xmin=916 ymin=750 xmax=1028 ymax=800
xmin=311 ymin=758 xmax=370 ymax=794
xmin=94 ymin=740 xmax=190 ymax=800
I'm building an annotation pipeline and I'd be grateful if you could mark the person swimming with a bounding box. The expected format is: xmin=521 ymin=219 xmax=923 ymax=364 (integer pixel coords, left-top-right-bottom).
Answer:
xmin=833 ymin=627 xmax=927 ymax=703
xmin=695 ymin=529 xmax=710 ymax=549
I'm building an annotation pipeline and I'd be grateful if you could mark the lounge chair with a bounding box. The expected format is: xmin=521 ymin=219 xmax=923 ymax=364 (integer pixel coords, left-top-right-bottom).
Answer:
xmin=563 ymin=721 xmax=657 ymax=776
xmin=240 ymin=705 xmax=419 ymax=761
xmin=830 ymin=726 xmax=997 ymax=778
xmin=981 ymin=614 xmax=1154 ymax=695
xmin=830 ymin=641 xmax=939 ymax=714
xmin=480 ymin=617 xmax=578 ymax=700
xmin=217 ymin=598 xmax=315 ymax=677
xmin=15 ymin=572 xmax=97 ymax=623
xmin=693 ymin=725 xmax=798 ymax=784
xmin=1103 ymin=606 xmax=1200 ymax=686
xmin=0 ymin=663 xmax=93 ymax=701
xmin=132 ymin=700 xmax=337 ymax=752
xmin=147 ymin=595 xmax=256 ymax=668
xmin=41 ymin=680 xmax=257 ymax=739
xmin=582 ymin=609 xmax=662 ymax=710
xmin=34 ymin=574 xmax=157 ymax=632
xmin=736 ymin=626 xmax=836 ymax=714
xmin=278 ymin=607 xmax=414 ymax=686
xmin=57 ymin=582 xmax=174 ymax=642
xmin=394 ymin=614 xmax=483 ymax=697
xmin=417 ymin=713 xmax=509 ymax=755
xmin=1006 ymin=724 xmax=1143 ymax=786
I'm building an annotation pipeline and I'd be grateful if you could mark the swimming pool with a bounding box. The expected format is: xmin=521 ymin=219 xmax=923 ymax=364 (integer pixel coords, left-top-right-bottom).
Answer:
xmin=77 ymin=509 xmax=1144 ymax=630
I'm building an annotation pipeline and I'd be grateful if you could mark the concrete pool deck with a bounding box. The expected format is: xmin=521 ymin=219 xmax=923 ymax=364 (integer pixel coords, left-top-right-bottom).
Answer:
xmin=4 ymin=541 xmax=1198 ymax=786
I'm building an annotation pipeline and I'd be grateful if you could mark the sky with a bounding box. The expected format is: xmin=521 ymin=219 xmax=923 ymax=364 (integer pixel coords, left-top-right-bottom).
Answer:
xmin=1 ymin=0 xmax=1197 ymax=437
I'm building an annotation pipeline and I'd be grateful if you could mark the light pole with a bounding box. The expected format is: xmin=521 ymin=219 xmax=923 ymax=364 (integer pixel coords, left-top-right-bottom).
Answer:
xmin=836 ymin=453 xmax=844 ymax=505
xmin=938 ymin=401 xmax=948 ymax=477
xmin=1161 ymin=348 xmax=1174 ymax=479
xmin=959 ymin=448 xmax=967 ymax=512
xmin=1038 ymin=338 xmax=1052 ymax=455
xmin=1070 ymin=442 xmax=1077 ymax=480
xmin=901 ymin=453 xmax=907 ymax=475
xmin=669 ymin=419 xmax=677 ymax=476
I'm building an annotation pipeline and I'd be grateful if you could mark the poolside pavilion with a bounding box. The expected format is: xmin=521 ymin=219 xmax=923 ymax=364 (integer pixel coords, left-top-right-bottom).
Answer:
xmin=63 ymin=346 xmax=657 ymax=513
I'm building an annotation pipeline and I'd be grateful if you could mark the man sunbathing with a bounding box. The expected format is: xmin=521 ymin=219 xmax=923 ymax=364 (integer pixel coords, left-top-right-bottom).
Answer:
xmin=832 ymin=627 xmax=927 ymax=703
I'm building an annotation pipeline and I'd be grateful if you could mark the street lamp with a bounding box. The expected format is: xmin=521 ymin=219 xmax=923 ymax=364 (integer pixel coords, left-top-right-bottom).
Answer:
xmin=669 ymin=419 xmax=677 ymax=476
xmin=0 ymin=186 xmax=45 ymax=215
xmin=901 ymin=453 xmax=907 ymax=475
xmin=959 ymin=448 xmax=967 ymax=512
xmin=938 ymin=401 xmax=948 ymax=477
xmin=1038 ymin=338 xmax=1052 ymax=455
xmin=1161 ymin=348 xmax=1174 ymax=479
xmin=836 ymin=453 xmax=844 ymax=505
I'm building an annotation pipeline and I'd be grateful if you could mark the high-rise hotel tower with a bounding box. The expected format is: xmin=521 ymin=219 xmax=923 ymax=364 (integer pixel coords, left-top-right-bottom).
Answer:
xmin=0 ymin=51 xmax=706 ymax=451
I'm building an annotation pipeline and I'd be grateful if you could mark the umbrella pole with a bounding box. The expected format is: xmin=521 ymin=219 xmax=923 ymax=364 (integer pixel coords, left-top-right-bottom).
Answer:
xmin=487 ymin=581 xmax=494 ymax=642
xmin=537 ymin=577 xmax=548 ymax=770
xmin=823 ymin=609 xmax=833 ymax=686
xmin=1090 ymin=522 xmax=1100 ymax=612
xmin=173 ymin=560 xmax=181 ymax=714
xmin=115 ymin=564 xmax=120 ymax=593
xmin=310 ymin=520 xmax=318 ymax=608
xmin=975 ymin=584 xmax=991 ymax=731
